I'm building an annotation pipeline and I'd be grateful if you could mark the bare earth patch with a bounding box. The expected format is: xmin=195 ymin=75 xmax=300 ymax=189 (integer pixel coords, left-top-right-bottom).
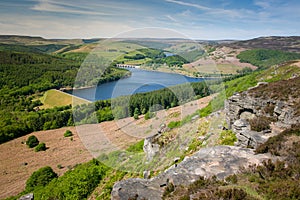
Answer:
xmin=0 ymin=127 xmax=92 ymax=199
xmin=184 ymin=46 xmax=257 ymax=75
xmin=292 ymin=60 xmax=300 ymax=68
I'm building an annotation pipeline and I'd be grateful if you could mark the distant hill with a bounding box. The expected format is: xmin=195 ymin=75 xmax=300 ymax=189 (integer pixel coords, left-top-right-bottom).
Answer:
xmin=0 ymin=35 xmax=84 ymax=45
xmin=223 ymin=36 xmax=300 ymax=52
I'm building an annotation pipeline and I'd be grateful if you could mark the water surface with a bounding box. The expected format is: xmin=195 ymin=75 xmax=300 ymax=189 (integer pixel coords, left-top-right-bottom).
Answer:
xmin=71 ymin=68 xmax=206 ymax=101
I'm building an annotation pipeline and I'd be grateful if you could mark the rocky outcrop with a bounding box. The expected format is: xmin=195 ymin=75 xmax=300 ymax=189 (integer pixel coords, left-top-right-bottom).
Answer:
xmin=143 ymin=124 xmax=170 ymax=161
xmin=143 ymin=133 xmax=161 ymax=161
xmin=225 ymin=81 xmax=300 ymax=148
xmin=232 ymin=119 xmax=268 ymax=148
xmin=111 ymin=146 xmax=275 ymax=200
xmin=225 ymin=83 xmax=300 ymax=130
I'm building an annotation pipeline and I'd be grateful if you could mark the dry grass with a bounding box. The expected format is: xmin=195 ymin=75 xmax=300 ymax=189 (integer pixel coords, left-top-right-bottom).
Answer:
xmin=39 ymin=89 xmax=90 ymax=109
xmin=0 ymin=127 xmax=92 ymax=199
xmin=0 ymin=95 xmax=214 ymax=199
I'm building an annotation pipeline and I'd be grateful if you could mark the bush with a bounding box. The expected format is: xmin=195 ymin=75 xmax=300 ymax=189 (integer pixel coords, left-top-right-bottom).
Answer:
xmin=144 ymin=111 xmax=155 ymax=120
xmin=25 ymin=166 xmax=57 ymax=191
xmin=215 ymin=188 xmax=248 ymax=199
xmin=126 ymin=140 xmax=144 ymax=153
xmin=219 ymin=130 xmax=237 ymax=146
xmin=26 ymin=135 xmax=39 ymax=148
xmin=133 ymin=108 xmax=139 ymax=120
xmin=64 ymin=130 xmax=73 ymax=137
xmin=33 ymin=159 xmax=109 ymax=199
xmin=133 ymin=113 xmax=139 ymax=120
xmin=35 ymin=142 xmax=46 ymax=152
xmin=249 ymin=116 xmax=274 ymax=132
xmin=168 ymin=121 xmax=181 ymax=129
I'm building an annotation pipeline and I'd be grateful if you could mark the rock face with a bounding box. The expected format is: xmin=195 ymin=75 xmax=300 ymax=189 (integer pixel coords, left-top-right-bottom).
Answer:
xmin=225 ymin=83 xmax=300 ymax=148
xmin=111 ymin=146 xmax=275 ymax=200
xmin=143 ymin=124 xmax=170 ymax=161
xmin=232 ymin=119 xmax=268 ymax=148
xmin=143 ymin=133 xmax=161 ymax=161
xmin=225 ymin=86 xmax=300 ymax=130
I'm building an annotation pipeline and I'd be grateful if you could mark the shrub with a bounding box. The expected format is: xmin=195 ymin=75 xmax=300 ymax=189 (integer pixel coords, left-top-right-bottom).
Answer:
xmin=219 ymin=130 xmax=237 ymax=146
xmin=215 ymin=188 xmax=248 ymax=199
xmin=133 ymin=108 xmax=140 ymax=120
xmin=57 ymin=164 xmax=63 ymax=169
xmin=26 ymin=135 xmax=39 ymax=148
xmin=35 ymin=143 xmax=46 ymax=152
xmin=126 ymin=140 xmax=144 ymax=153
xmin=249 ymin=116 xmax=274 ymax=132
xmin=168 ymin=121 xmax=181 ymax=129
xmin=64 ymin=130 xmax=73 ymax=137
xmin=133 ymin=113 xmax=139 ymax=120
xmin=25 ymin=166 xmax=57 ymax=191
xmin=33 ymin=159 xmax=109 ymax=199
xmin=163 ymin=183 xmax=175 ymax=197
xmin=144 ymin=111 xmax=155 ymax=120
xmin=225 ymin=174 xmax=238 ymax=184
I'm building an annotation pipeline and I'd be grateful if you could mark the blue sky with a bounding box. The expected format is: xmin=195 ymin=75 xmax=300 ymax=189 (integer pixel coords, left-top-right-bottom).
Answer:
xmin=0 ymin=0 xmax=299 ymax=39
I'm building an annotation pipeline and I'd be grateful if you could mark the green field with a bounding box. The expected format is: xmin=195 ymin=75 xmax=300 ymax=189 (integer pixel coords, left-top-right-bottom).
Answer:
xmin=195 ymin=64 xmax=243 ymax=74
xmin=40 ymin=89 xmax=90 ymax=109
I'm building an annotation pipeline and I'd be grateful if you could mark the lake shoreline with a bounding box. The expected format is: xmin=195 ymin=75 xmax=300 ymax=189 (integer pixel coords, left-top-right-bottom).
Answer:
xmin=139 ymin=66 xmax=224 ymax=79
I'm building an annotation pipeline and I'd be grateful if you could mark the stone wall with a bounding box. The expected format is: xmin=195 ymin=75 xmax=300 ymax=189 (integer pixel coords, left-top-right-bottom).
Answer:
xmin=225 ymin=83 xmax=300 ymax=130
xmin=225 ymin=82 xmax=300 ymax=148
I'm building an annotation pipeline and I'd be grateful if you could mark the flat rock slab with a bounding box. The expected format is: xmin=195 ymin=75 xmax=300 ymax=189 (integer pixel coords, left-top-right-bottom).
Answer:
xmin=111 ymin=145 xmax=276 ymax=200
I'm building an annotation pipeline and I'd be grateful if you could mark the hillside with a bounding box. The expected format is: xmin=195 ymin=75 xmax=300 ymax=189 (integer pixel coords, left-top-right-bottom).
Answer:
xmin=0 ymin=35 xmax=84 ymax=45
xmin=1 ymin=35 xmax=300 ymax=200
xmin=111 ymin=73 xmax=300 ymax=200
xmin=223 ymin=36 xmax=300 ymax=52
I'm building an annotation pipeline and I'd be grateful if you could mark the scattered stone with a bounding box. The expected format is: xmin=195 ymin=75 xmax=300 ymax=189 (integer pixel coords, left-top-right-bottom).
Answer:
xmin=191 ymin=115 xmax=199 ymax=121
xmin=19 ymin=193 xmax=34 ymax=200
xmin=174 ymin=157 xmax=180 ymax=163
xmin=198 ymin=136 xmax=206 ymax=141
xmin=143 ymin=171 xmax=150 ymax=179
xmin=158 ymin=123 xmax=169 ymax=134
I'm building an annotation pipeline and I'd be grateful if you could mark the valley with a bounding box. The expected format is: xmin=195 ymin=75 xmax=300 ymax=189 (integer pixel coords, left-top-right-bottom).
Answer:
xmin=0 ymin=35 xmax=300 ymax=200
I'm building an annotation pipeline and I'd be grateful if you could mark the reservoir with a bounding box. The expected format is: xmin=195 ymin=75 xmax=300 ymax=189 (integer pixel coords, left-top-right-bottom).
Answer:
xmin=70 ymin=68 xmax=207 ymax=101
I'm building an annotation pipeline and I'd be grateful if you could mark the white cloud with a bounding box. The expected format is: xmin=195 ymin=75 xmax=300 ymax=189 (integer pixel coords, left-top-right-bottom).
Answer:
xmin=165 ymin=0 xmax=210 ymax=10
xmin=165 ymin=0 xmax=251 ymax=19
xmin=254 ymin=0 xmax=271 ymax=9
xmin=0 ymin=16 xmax=134 ymax=38
xmin=31 ymin=0 xmax=114 ymax=15
xmin=165 ymin=15 xmax=178 ymax=23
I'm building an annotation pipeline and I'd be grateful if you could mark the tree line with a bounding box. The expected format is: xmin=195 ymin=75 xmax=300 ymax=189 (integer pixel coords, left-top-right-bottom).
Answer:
xmin=237 ymin=48 xmax=300 ymax=69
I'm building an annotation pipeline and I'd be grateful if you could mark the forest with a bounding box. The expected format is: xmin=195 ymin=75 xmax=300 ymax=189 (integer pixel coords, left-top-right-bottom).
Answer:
xmin=0 ymin=50 xmax=127 ymax=143
xmin=237 ymin=49 xmax=300 ymax=69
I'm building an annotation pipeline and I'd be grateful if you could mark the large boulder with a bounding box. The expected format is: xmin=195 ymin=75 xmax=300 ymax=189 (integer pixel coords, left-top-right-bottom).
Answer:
xmin=232 ymin=119 xmax=267 ymax=148
xmin=143 ymin=134 xmax=161 ymax=161
xmin=111 ymin=146 xmax=276 ymax=200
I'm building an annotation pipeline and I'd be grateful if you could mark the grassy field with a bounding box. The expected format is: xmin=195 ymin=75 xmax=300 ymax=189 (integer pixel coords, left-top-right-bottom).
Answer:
xmin=197 ymin=64 xmax=242 ymax=74
xmin=62 ymin=41 xmax=145 ymax=62
xmin=40 ymin=89 xmax=90 ymax=109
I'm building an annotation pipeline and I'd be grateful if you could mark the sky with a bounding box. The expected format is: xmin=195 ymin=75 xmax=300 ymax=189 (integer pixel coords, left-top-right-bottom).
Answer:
xmin=0 ymin=0 xmax=299 ymax=40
